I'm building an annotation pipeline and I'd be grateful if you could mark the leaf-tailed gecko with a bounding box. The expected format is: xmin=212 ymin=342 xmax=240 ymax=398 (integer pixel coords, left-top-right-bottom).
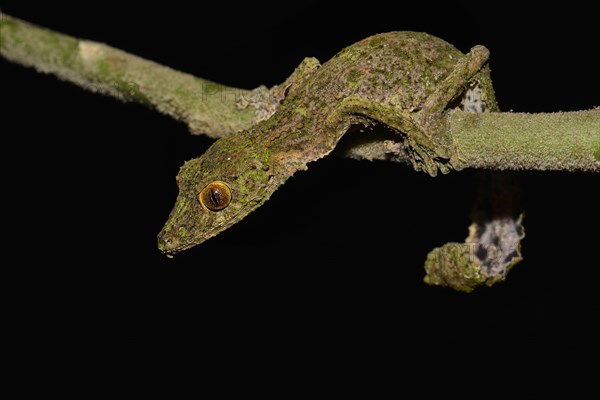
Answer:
xmin=158 ymin=31 xmax=495 ymax=255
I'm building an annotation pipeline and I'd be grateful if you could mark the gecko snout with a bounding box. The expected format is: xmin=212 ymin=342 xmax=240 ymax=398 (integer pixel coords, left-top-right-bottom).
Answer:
xmin=157 ymin=232 xmax=177 ymax=256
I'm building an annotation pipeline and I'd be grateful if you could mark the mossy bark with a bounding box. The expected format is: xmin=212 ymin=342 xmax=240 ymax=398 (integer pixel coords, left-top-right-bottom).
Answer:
xmin=451 ymin=109 xmax=600 ymax=172
xmin=0 ymin=13 xmax=259 ymax=138
xmin=2 ymin=13 xmax=598 ymax=172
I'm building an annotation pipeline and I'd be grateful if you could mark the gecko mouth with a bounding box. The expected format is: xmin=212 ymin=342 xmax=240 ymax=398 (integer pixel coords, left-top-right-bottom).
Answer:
xmin=157 ymin=205 xmax=257 ymax=257
xmin=157 ymin=225 xmax=220 ymax=256
xmin=158 ymin=237 xmax=197 ymax=257
xmin=157 ymin=221 xmax=219 ymax=256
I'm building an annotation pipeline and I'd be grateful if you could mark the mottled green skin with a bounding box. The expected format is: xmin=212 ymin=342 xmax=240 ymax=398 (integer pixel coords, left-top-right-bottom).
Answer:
xmin=158 ymin=32 xmax=491 ymax=254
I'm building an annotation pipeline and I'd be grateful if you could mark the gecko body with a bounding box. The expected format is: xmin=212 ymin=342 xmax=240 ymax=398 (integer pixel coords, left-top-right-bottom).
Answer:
xmin=158 ymin=32 xmax=495 ymax=254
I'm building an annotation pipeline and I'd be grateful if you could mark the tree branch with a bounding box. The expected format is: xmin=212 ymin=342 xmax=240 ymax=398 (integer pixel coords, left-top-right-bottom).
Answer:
xmin=0 ymin=13 xmax=264 ymax=138
xmin=451 ymin=109 xmax=600 ymax=172
xmin=2 ymin=13 xmax=598 ymax=172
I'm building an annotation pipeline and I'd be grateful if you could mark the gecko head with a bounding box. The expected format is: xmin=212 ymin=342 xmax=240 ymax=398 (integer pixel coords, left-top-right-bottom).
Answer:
xmin=157 ymin=134 xmax=277 ymax=255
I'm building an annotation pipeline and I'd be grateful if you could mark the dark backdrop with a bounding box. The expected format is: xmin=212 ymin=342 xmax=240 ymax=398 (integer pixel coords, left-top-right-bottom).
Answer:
xmin=2 ymin=2 xmax=598 ymax=398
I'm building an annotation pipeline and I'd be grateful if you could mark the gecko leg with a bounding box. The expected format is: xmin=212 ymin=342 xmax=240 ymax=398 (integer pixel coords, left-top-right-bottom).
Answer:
xmin=273 ymin=57 xmax=322 ymax=100
xmin=421 ymin=45 xmax=491 ymax=120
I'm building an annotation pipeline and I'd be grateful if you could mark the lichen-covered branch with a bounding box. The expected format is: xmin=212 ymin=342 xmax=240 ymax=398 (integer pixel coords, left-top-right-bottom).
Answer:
xmin=2 ymin=13 xmax=598 ymax=172
xmin=451 ymin=109 xmax=600 ymax=172
xmin=0 ymin=13 xmax=264 ymax=138
xmin=339 ymin=109 xmax=600 ymax=172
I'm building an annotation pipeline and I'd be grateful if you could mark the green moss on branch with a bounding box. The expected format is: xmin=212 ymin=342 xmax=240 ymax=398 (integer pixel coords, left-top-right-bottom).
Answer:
xmin=451 ymin=109 xmax=600 ymax=172
xmin=2 ymin=13 xmax=598 ymax=172
xmin=0 ymin=13 xmax=259 ymax=138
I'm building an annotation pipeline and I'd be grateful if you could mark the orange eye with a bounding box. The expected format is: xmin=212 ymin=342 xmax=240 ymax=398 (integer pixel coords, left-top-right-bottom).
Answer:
xmin=198 ymin=181 xmax=232 ymax=211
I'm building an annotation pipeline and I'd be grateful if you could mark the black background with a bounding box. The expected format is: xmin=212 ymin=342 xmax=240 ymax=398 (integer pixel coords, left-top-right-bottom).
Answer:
xmin=2 ymin=2 xmax=598 ymax=398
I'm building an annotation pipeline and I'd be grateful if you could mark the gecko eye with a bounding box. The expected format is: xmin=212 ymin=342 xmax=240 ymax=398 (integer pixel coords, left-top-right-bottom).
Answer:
xmin=199 ymin=181 xmax=232 ymax=211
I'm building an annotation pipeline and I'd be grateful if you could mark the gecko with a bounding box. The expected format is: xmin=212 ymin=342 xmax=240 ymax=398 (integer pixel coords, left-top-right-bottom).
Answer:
xmin=158 ymin=31 xmax=496 ymax=255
